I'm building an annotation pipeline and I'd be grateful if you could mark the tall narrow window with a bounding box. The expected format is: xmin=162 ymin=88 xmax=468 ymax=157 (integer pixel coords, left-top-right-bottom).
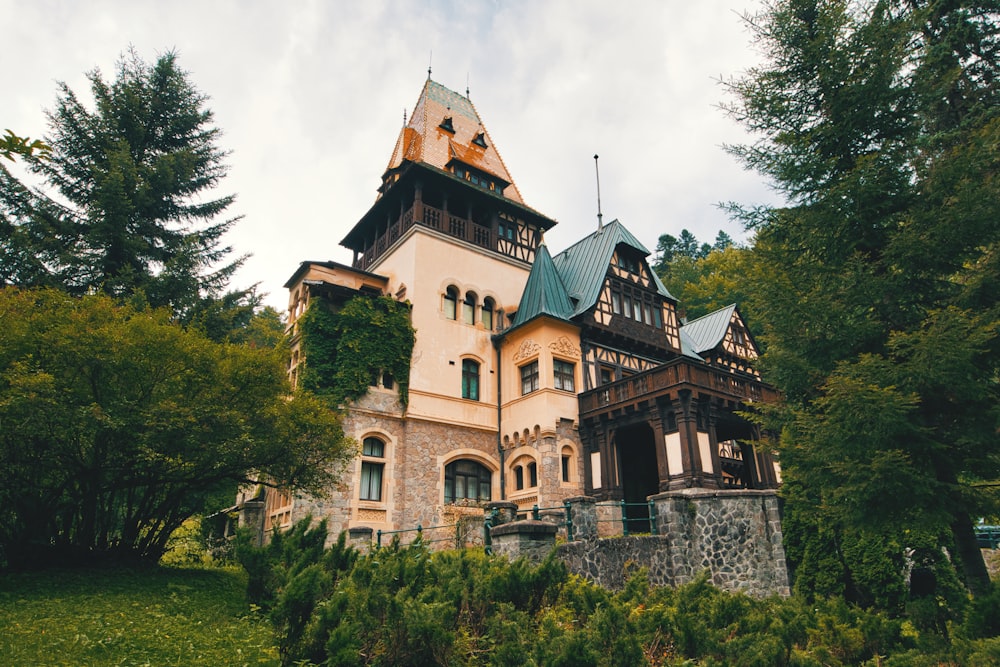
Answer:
xmin=463 ymin=292 xmax=477 ymax=325
xmin=445 ymin=460 xmax=492 ymax=503
xmin=482 ymin=297 xmax=495 ymax=331
xmin=444 ymin=286 xmax=458 ymax=320
xmin=561 ymin=454 xmax=571 ymax=482
xmin=528 ymin=461 xmax=538 ymax=487
xmin=514 ymin=465 xmax=524 ymax=490
xmin=553 ymin=359 xmax=575 ymax=392
xmin=520 ymin=361 xmax=539 ymax=395
xmin=360 ymin=437 xmax=385 ymax=501
xmin=611 ymin=292 xmax=621 ymax=315
xmin=462 ymin=359 xmax=480 ymax=400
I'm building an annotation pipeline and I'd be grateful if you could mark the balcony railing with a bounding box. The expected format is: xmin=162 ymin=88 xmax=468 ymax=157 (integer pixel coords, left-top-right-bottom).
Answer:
xmin=356 ymin=201 xmax=523 ymax=271
xmin=578 ymin=358 xmax=777 ymax=416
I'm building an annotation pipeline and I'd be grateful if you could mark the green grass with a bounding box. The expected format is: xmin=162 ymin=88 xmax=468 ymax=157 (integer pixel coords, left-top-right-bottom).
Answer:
xmin=0 ymin=565 xmax=278 ymax=667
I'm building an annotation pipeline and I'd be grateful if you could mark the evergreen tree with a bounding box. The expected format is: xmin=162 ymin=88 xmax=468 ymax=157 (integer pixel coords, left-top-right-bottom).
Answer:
xmin=727 ymin=0 xmax=1000 ymax=597
xmin=17 ymin=48 xmax=249 ymax=319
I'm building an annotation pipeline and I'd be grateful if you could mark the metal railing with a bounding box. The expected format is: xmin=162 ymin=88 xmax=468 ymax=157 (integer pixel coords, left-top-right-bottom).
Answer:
xmin=376 ymin=522 xmax=459 ymax=549
xmin=595 ymin=500 xmax=658 ymax=537
xmin=529 ymin=502 xmax=575 ymax=541
xmin=975 ymin=525 xmax=1000 ymax=549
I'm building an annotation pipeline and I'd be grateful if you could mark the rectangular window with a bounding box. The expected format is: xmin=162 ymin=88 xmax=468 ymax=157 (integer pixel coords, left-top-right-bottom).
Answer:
xmin=528 ymin=462 xmax=538 ymax=487
xmin=515 ymin=466 xmax=524 ymax=490
xmin=653 ymin=306 xmax=662 ymax=328
xmin=520 ymin=361 xmax=539 ymax=395
xmin=600 ymin=367 xmax=613 ymax=385
xmin=561 ymin=455 xmax=570 ymax=482
xmin=623 ymin=295 xmax=633 ymax=320
xmin=463 ymin=300 xmax=475 ymax=325
xmin=611 ymin=292 xmax=621 ymax=314
xmin=482 ymin=305 xmax=493 ymax=331
xmin=633 ymin=299 xmax=643 ymax=321
xmin=553 ymin=359 xmax=575 ymax=392
xmin=462 ymin=360 xmax=480 ymax=400
xmin=360 ymin=461 xmax=383 ymax=501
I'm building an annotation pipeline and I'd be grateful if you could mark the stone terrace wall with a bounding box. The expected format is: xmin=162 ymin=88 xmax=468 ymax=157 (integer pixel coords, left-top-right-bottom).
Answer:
xmin=653 ymin=488 xmax=789 ymax=597
xmin=524 ymin=490 xmax=790 ymax=597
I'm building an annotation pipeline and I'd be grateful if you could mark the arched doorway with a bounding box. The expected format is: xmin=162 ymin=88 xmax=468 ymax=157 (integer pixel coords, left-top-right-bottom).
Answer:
xmin=615 ymin=422 xmax=659 ymax=533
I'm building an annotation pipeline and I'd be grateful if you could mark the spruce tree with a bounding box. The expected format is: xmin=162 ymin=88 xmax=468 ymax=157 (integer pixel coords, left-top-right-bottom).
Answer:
xmin=21 ymin=48 xmax=249 ymax=320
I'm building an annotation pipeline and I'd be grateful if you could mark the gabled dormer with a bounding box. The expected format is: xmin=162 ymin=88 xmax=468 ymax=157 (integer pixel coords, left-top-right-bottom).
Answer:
xmin=552 ymin=219 xmax=682 ymax=356
xmin=680 ymin=304 xmax=761 ymax=377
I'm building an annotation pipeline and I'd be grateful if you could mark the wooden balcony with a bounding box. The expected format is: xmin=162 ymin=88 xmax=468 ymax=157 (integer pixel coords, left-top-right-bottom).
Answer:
xmin=578 ymin=357 xmax=779 ymax=419
xmin=354 ymin=201 xmax=531 ymax=271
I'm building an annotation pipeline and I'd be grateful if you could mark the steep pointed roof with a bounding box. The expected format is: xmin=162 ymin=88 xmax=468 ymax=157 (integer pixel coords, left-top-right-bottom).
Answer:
xmin=681 ymin=304 xmax=737 ymax=353
xmin=551 ymin=219 xmax=675 ymax=317
xmin=383 ymin=79 xmax=524 ymax=204
xmin=509 ymin=243 xmax=575 ymax=330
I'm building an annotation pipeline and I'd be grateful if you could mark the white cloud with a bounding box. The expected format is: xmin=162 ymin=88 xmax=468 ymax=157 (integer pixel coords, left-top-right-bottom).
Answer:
xmin=2 ymin=0 xmax=780 ymax=312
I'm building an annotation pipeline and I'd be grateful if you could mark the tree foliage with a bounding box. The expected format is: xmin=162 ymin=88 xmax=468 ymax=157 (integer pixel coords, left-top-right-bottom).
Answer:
xmin=726 ymin=0 xmax=1000 ymax=597
xmin=4 ymin=48 xmax=253 ymax=324
xmin=299 ymin=294 xmax=415 ymax=409
xmin=0 ymin=288 xmax=352 ymax=568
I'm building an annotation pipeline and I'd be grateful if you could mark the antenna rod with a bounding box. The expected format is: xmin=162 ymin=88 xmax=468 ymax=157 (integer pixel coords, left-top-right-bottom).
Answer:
xmin=428 ymin=51 xmax=432 ymax=79
xmin=594 ymin=154 xmax=604 ymax=231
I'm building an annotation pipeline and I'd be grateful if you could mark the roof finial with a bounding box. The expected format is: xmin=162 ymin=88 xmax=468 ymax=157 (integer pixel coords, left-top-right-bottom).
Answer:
xmin=594 ymin=154 xmax=604 ymax=232
xmin=427 ymin=51 xmax=432 ymax=79
xmin=403 ymin=108 xmax=407 ymax=127
xmin=466 ymin=73 xmax=470 ymax=99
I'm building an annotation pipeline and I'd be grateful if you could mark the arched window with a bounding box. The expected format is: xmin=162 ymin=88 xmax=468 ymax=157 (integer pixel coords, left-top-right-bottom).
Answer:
xmin=514 ymin=465 xmax=524 ymax=490
xmin=528 ymin=461 xmax=538 ymax=488
xmin=462 ymin=359 xmax=480 ymax=400
xmin=482 ymin=297 xmax=495 ymax=331
xmin=444 ymin=286 xmax=459 ymax=320
xmin=444 ymin=460 xmax=492 ymax=503
xmin=463 ymin=291 xmax=477 ymax=325
xmin=360 ymin=437 xmax=386 ymax=502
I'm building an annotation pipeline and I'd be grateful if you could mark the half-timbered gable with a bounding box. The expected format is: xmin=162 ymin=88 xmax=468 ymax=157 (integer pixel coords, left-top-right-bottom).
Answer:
xmin=681 ymin=304 xmax=760 ymax=377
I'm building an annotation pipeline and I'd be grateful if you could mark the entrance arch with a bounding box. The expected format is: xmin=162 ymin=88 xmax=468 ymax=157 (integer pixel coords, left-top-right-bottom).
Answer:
xmin=615 ymin=422 xmax=659 ymax=533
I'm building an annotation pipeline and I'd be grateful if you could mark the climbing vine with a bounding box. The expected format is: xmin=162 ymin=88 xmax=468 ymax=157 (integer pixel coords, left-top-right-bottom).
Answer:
xmin=299 ymin=294 xmax=415 ymax=409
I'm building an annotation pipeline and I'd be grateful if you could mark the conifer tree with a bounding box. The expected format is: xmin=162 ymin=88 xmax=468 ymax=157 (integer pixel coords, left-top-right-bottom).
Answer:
xmin=16 ymin=48 xmax=249 ymax=320
xmin=727 ymin=0 xmax=1000 ymax=597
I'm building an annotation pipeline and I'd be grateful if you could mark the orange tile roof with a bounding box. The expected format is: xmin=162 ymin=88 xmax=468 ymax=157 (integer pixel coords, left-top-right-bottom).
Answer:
xmin=383 ymin=79 xmax=524 ymax=204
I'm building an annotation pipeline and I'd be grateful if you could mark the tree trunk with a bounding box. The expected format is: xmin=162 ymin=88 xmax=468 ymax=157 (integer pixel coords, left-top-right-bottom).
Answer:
xmin=950 ymin=511 xmax=991 ymax=598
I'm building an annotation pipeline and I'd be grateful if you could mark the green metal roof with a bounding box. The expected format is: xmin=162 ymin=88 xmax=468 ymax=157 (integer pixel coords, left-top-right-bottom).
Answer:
xmin=680 ymin=304 xmax=736 ymax=353
xmin=551 ymin=219 xmax=675 ymax=318
xmin=509 ymin=243 xmax=575 ymax=329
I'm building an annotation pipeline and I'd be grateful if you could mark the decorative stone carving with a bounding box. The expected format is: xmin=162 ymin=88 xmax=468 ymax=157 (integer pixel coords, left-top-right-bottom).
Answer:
xmin=513 ymin=339 xmax=541 ymax=362
xmin=549 ymin=335 xmax=581 ymax=359
xmin=356 ymin=508 xmax=387 ymax=522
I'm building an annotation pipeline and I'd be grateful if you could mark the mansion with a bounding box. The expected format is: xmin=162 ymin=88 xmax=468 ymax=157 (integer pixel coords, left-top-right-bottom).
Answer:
xmin=246 ymin=78 xmax=780 ymax=542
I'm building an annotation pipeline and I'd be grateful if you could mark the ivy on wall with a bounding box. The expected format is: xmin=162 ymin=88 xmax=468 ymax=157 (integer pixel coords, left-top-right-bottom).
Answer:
xmin=299 ymin=294 xmax=415 ymax=409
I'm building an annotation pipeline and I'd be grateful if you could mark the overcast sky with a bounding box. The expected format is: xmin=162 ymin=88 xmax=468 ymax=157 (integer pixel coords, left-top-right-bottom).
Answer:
xmin=4 ymin=0 xmax=780 ymax=313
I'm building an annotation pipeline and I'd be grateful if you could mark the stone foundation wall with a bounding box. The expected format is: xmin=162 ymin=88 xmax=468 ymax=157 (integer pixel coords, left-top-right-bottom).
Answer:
xmin=498 ymin=490 xmax=790 ymax=597
xmin=652 ymin=488 xmax=789 ymax=597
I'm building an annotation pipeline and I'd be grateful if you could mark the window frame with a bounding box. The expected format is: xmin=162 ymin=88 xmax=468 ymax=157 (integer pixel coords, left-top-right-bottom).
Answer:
xmin=359 ymin=437 xmax=386 ymax=502
xmin=444 ymin=459 xmax=492 ymax=504
xmin=520 ymin=360 xmax=539 ymax=395
xmin=444 ymin=286 xmax=458 ymax=320
xmin=461 ymin=359 xmax=480 ymax=401
xmin=553 ymin=358 xmax=575 ymax=392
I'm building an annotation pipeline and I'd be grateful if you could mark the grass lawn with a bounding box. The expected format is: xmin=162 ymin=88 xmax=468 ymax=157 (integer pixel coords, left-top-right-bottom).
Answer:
xmin=0 ymin=565 xmax=278 ymax=666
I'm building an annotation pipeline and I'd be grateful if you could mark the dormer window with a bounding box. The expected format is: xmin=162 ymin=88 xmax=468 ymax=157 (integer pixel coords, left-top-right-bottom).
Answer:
xmin=472 ymin=132 xmax=488 ymax=148
xmin=439 ymin=116 xmax=455 ymax=133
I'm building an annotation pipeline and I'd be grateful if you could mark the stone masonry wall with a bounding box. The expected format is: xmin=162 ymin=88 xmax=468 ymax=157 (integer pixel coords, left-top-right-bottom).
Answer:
xmin=653 ymin=488 xmax=789 ymax=596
